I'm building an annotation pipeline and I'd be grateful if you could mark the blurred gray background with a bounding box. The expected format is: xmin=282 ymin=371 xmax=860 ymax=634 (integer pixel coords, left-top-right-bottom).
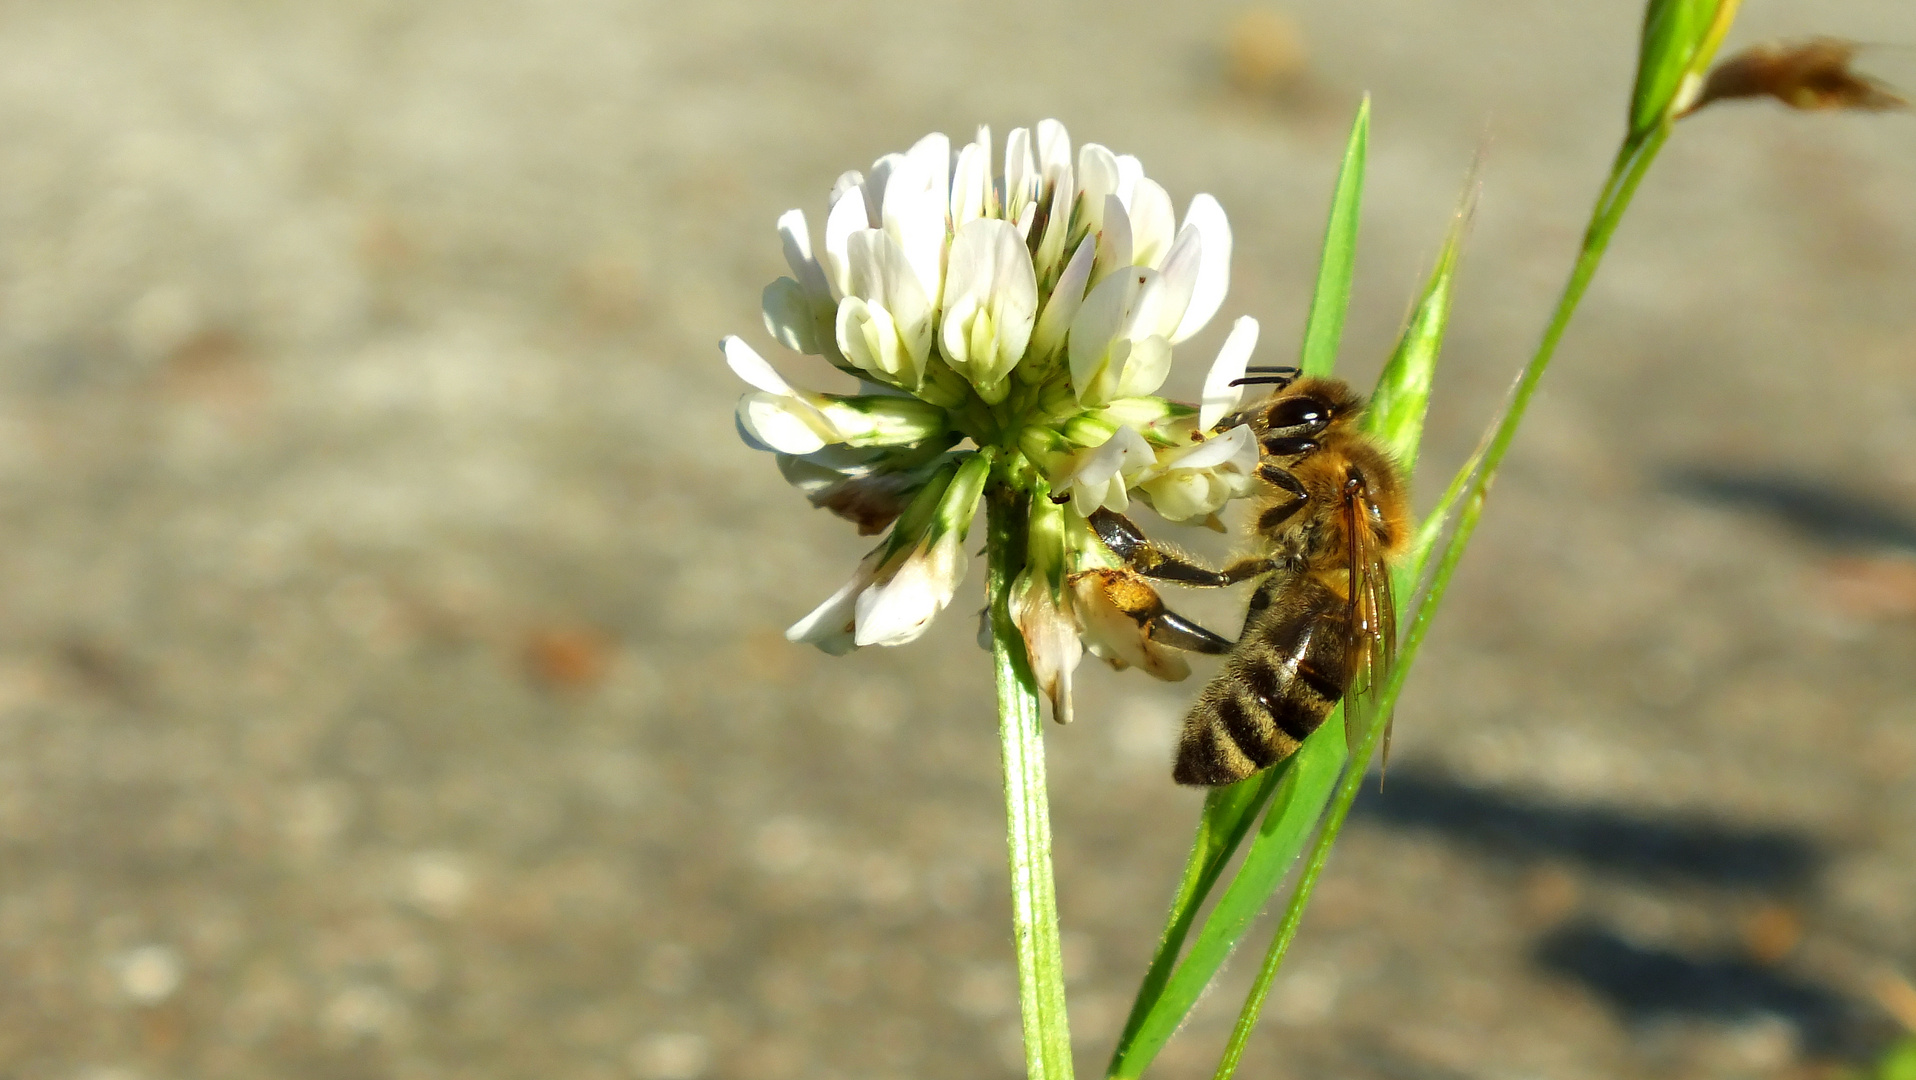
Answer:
xmin=0 ymin=1 xmax=1912 ymax=1078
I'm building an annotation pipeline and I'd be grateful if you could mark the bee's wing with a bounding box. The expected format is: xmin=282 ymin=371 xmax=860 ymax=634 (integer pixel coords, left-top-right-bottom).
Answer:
xmin=1341 ymin=484 xmax=1400 ymax=765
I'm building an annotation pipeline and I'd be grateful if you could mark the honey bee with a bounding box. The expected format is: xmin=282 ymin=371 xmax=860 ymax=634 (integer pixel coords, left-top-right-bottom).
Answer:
xmin=1088 ymin=367 xmax=1409 ymax=785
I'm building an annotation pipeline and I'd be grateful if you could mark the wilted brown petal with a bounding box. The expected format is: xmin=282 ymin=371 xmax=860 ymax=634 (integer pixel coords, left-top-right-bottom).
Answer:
xmin=808 ymin=472 xmax=924 ymax=535
xmin=1010 ymin=575 xmax=1083 ymax=725
xmin=1686 ymin=39 xmax=1907 ymax=116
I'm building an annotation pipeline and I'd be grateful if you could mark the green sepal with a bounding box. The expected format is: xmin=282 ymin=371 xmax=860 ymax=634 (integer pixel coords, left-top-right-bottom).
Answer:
xmin=877 ymin=458 xmax=961 ymax=563
xmin=933 ymin=449 xmax=995 ymax=543
xmin=816 ymin=393 xmax=951 ymax=448
xmin=1024 ymin=481 xmax=1068 ymax=597
xmin=1057 ymin=411 xmax=1120 ymax=449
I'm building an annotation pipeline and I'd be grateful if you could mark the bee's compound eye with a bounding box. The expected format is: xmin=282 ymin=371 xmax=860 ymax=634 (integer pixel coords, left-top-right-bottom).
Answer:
xmin=1264 ymin=396 xmax=1331 ymax=435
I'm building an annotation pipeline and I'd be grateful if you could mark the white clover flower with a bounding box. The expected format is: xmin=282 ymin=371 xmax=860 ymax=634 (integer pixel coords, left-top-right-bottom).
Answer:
xmin=728 ymin=337 xmax=948 ymax=453
xmin=1199 ymin=316 xmax=1261 ymax=430
xmin=940 ymin=219 xmax=1039 ymax=402
xmin=726 ymin=119 xmax=1278 ymax=720
xmin=783 ymin=544 xmax=887 ymax=656
xmin=1132 ymin=423 xmax=1260 ymax=523
xmin=1061 ymin=425 xmax=1155 ymax=516
xmin=855 ymin=524 xmax=968 ymax=646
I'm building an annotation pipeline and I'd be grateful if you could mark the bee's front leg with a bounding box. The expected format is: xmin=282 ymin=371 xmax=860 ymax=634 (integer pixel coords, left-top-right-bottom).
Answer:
xmin=1088 ymin=509 xmax=1275 ymax=588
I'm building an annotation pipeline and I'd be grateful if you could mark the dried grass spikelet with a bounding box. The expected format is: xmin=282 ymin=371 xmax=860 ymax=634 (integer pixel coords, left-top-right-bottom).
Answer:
xmin=1682 ymin=38 xmax=1908 ymax=116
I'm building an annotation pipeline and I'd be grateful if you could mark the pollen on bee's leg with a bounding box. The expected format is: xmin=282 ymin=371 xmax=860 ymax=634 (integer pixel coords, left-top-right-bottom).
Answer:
xmin=1097 ymin=568 xmax=1169 ymax=624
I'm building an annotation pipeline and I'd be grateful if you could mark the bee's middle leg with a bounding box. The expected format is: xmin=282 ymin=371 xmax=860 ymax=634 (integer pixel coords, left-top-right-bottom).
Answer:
xmin=1088 ymin=509 xmax=1274 ymax=588
xmin=1087 ymin=509 xmax=1267 ymax=656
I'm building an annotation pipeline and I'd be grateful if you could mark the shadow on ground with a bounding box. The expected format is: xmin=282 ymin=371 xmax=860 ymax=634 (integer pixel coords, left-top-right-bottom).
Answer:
xmin=1351 ymin=767 xmax=1825 ymax=892
xmin=1353 ymin=769 xmax=1889 ymax=1059
xmin=1664 ymin=466 xmax=1916 ymax=554
xmin=1534 ymin=923 xmax=1875 ymax=1058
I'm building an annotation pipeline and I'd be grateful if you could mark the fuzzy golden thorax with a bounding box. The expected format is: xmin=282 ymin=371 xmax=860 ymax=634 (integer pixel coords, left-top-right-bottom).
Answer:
xmin=1239 ymin=379 xmax=1410 ymax=585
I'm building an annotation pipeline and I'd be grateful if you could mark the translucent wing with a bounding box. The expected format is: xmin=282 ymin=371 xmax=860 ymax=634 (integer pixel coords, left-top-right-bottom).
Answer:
xmin=1341 ymin=480 xmax=1400 ymax=765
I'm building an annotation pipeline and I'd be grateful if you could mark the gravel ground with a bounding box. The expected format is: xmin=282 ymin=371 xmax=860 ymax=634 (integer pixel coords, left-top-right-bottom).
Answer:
xmin=0 ymin=1 xmax=1912 ymax=1078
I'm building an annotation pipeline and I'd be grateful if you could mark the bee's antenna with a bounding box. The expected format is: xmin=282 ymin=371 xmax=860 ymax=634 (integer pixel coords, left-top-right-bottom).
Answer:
xmin=1231 ymin=364 xmax=1301 ymax=389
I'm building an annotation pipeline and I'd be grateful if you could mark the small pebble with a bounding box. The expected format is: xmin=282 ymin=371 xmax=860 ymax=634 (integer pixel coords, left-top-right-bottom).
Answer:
xmin=115 ymin=945 xmax=184 ymax=1005
xmin=630 ymin=1032 xmax=710 ymax=1080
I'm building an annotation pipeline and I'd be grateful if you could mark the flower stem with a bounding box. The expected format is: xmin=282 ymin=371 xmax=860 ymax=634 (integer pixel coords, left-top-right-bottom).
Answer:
xmin=986 ymin=484 xmax=1075 ymax=1078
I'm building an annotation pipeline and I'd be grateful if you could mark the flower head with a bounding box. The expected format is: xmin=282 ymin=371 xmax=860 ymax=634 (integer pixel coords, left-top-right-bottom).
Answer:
xmin=728 ymin=120 xmax=1273 ymax=720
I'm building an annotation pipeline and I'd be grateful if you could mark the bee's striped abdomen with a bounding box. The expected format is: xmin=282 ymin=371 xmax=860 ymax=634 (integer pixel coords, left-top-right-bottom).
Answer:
xmin=1173 ymin=583 xmax=1350 ymax=786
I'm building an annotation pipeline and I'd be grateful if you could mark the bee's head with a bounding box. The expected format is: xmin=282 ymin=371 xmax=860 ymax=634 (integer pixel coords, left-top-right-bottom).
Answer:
xmin=1254 ymin=377 xmax=1364 ymax=438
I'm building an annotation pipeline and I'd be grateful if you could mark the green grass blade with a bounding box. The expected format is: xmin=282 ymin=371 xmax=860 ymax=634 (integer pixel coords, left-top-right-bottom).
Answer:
xmin=1126 ymin=6 xmax=1718 ymax=1071
xmin=1298 ymin=96 xmax=1370 ymax=379
xmin=1397 ymin=125 xmax=1669 ymax=711
xmin=1107 ymin=720 xmax=1347 ymax=1078
xmin=1105 ymin=767 xmax=1286 ymax=1072
xmin=1364 ymin=167 xmax=1478 ymax=473
xmin=1207 ymin=63 xmax=1685 ymax=1077
xmin=1205 ymin=166 xmax=1479 ymax=1077
xmin=1109 ymin=130 xmax=1468 ymax=1079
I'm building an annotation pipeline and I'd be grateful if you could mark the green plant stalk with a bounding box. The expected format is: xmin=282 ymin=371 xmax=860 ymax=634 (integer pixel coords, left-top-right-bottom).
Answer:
xmin=1465 ymin=129 xmax=1669 ymax=520
xmin=987 ymin=485 xmax=1074 ymax=1079
xmin=1206 ymin=126 xmax=1675 ymax=1075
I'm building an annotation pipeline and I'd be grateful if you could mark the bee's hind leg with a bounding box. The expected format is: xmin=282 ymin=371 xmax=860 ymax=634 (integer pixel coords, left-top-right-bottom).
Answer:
xmin=1149 ymin=609 xmax=1235 ymax=654
xmin=1086 ymin=563 xmax=1237 ymax=655
xmin=1088 ymin=509 xmax=1274 ymax=588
